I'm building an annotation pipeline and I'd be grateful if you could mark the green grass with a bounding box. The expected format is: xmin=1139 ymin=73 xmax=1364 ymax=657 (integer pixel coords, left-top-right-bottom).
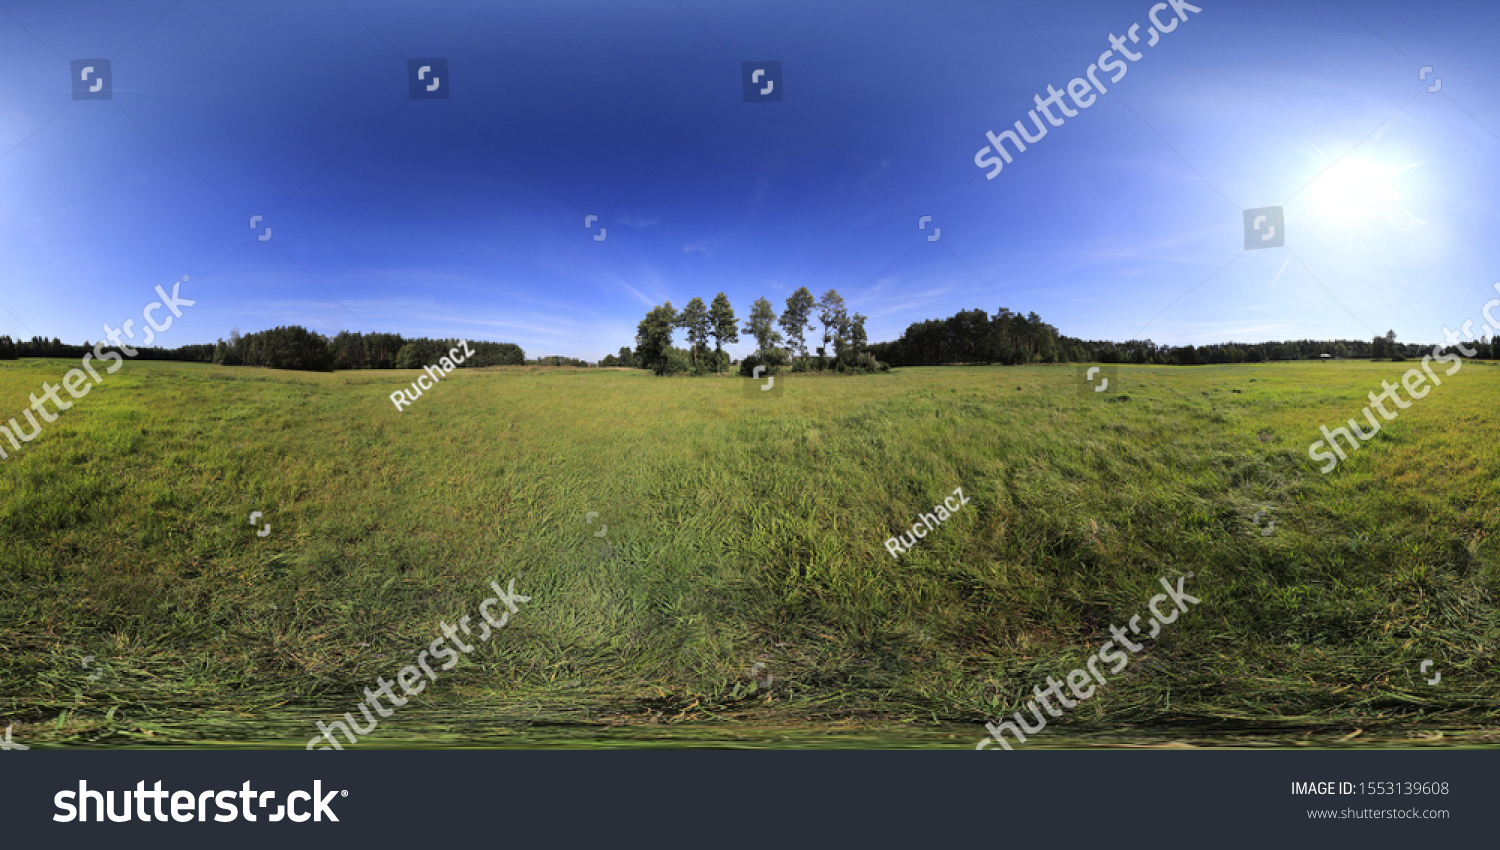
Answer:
xmin=2 ymin=357 xmax=1498 ymax=747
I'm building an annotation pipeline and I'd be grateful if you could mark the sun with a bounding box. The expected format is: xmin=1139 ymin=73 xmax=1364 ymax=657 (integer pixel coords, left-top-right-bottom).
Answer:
xmin=1306 ymin=158 xmax=1404 ymax=224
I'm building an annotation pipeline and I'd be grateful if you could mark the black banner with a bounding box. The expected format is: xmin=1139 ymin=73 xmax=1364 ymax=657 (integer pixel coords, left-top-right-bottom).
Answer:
xmin=1 ymin=750 xmax=1487 ymax=847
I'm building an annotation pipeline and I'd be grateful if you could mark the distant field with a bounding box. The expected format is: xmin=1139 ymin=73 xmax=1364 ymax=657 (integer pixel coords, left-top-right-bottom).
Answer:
xmin=1 ymin=358 xmax=1497 ymax=748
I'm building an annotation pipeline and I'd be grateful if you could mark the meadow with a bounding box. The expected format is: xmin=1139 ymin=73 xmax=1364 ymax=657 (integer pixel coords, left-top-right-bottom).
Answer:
xmin=1 ymin=357 xmax=1497 ymax=748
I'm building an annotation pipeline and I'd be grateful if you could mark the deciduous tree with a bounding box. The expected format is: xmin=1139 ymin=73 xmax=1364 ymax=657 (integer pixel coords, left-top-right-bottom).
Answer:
xmin=743 ymin=297 xmax=784 ymax=354
xmin=779 ymin=287 xmax=816 ymax=357
xmin=677 ymin=297 xmax=710 ymax=371
xmin=635 ymin=302 xmax=679 ymax=375
xmin=709 ymin=292 xmax=739 ymax=372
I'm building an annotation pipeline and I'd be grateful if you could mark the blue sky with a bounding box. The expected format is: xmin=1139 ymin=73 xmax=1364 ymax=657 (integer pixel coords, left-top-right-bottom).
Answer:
xmin=2 ymin=0 xmax=1499 ymax=361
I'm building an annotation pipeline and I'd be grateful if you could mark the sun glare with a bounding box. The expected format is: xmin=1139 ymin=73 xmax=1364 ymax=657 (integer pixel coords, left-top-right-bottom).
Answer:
xmin=1307 ymin=158 xmax=1403 ymax=224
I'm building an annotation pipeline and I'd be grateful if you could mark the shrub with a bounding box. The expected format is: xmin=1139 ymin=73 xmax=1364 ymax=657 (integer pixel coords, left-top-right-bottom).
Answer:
xmin=739 ymin=347 xmax=789 ymax=377
xmin=704 ymin=349 xmax=731 ymax=374
xmin=661 ymin=346 xmax=693 ymax=376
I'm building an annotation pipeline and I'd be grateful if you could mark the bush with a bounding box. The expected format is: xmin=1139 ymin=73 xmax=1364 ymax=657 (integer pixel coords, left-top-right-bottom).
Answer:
xmin=661 ymin=347 xmax=693 ymax=375
xmin=472 ymin=341 xmax=526 ymax=367
xmin=739 ymin=348 xmax=789 ymax=377
xmin=705 ymin=349 xmax=731 ymax=374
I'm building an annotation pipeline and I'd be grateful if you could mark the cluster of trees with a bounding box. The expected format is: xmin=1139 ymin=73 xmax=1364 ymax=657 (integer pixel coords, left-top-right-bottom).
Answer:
xmin=869 ymin=308 xmax=1064 ymax=366
xmin=630 ymin=288 xmax=883 ymax=376
xmin=633 ymin=292 xmax=741 ymax=375
xmin=742 ymin=287 xmax=874 ymax=373
xmin=528 ymin=355 xmax=590 ymax=367
xmin=210 ymin=327 xmax=525 ymax=372
xmin=599 ymin=347 xmax=640 ymax=368
xmin=212 ymin=326 xmax=336 ymax=370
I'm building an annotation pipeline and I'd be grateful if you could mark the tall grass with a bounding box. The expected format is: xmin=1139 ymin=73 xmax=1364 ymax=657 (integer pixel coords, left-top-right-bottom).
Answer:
xmin=1 ymin=358 xmax=1496 ymax=746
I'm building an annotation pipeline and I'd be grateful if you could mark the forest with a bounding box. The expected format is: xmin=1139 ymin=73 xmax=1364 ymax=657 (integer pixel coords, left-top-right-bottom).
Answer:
xmin=0 ymin=314 xmax=1485 ymax=374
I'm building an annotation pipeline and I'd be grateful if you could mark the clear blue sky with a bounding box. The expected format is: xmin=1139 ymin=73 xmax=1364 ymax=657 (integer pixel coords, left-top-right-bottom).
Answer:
xmin=2 ymin=0 xmax=1498 ymax=360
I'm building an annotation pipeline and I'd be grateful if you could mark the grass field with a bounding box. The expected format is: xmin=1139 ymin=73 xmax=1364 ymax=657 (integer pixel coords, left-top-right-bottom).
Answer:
xmin=2 ymin=357 xmax=1498 ymax=748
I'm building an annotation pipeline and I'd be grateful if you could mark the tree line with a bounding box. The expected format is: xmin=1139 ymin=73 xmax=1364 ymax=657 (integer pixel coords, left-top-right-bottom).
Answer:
xmin=0 ymin=330 xmax=527 ymax=371
xmin=1063 ymin=330 xmax=1486 ymax=365
xmin=528 ymin=355 xmax=591 ymax=367
xmin=862 ymin=310 xmax=1498 ymax=367
xmin=7 ymin=317 xmax=1499 ymax=373
xmin=618 ymin=288 xmax=884 ymax=376
xmin=0 ymin=334 xmax=215 ymax=362
xmin=604 ymin=296 xmax=1500 ymax=374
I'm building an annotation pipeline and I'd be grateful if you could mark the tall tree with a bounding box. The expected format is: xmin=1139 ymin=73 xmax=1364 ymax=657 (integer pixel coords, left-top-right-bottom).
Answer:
xmin=849 ymin=312 xmax=868 ymax=356
xmin=708 ymin=292 xmax=739 ymax=372
xmin=816 ymin=289 xmax=847 ymax=356
xmin=635 ymin=302 xmax=678 ymax=374
xmin=226 ymin=328 xmax=243 ymax=366
xmin=743 ymin=297 xmax=784 ymax=353
xmin=779 ymin=287 xmax=816 ymax=357
xmin=677 ymin=297 xmax=710 ymax=370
